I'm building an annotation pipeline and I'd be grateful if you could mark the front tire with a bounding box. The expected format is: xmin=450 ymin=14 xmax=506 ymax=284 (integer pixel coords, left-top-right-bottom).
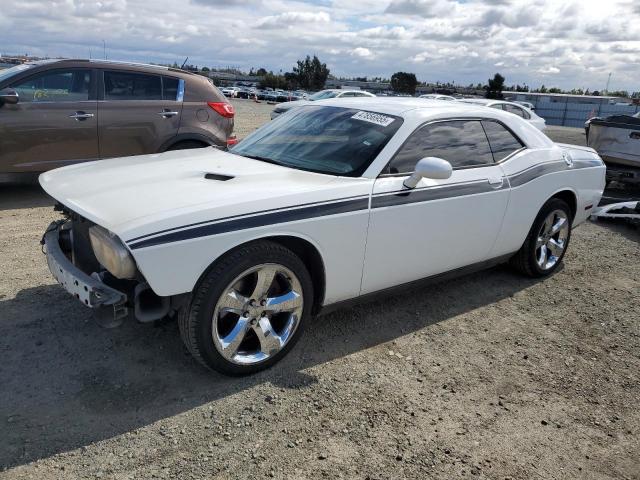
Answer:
xmin=511 ymin=198 xmax=572 ymax=277
xmin=179 ymin=241 xmax=313 ymax=376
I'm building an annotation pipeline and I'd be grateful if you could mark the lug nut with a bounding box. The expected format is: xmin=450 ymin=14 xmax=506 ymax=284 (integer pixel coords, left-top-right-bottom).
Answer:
xmin=243 ymin=311 xmax=249 ymax=318
xmin=260 ymin=299 xmax=266 ymax=306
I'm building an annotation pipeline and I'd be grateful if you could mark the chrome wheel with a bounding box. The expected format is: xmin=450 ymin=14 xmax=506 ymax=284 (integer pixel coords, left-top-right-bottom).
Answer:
xmin=211 ymin=263 xmax=303 ymax=365
xmin=535 ymin=209 xmax=569 ymax=270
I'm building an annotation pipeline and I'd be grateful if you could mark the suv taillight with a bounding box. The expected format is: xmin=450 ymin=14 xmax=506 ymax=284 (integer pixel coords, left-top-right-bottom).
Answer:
xmin=208 ymin=102 xmax=235 ymax=118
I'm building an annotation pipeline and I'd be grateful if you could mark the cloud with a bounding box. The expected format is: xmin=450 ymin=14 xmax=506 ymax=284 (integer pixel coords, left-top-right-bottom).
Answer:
xmin=254 ymin=11 xmax=330 ymax=29
xmin=0 ymin=0 xmax=638 ymax=91
xmin=351 ymin=47 xmax=374 ymax=58
xmin=384 ymin=0 xmax=450 ymax=17
xmin=538 ymin=66 xmax=560 ymax=74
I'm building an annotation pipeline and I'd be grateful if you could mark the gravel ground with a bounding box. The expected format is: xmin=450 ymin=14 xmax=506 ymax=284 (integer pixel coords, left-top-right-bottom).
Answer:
xmin=1 ymin=101 xmax=638 ymax=480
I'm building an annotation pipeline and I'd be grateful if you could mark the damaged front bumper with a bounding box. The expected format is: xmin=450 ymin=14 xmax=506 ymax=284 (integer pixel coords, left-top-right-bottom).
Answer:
xmin=42 ymin=221 xmax=129 ymax=325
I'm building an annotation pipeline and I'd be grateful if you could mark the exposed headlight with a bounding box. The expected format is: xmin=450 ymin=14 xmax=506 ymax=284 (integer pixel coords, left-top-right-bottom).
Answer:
xmin=89 ymin=225 xmax=137 ymax=279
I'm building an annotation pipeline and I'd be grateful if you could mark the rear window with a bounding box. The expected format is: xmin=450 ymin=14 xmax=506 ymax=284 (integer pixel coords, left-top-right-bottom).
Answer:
xmin=232 ymin=105 xmax=403 ymax=176
xmin=162 ymin=76 xmax=179 ymax=100
xmin=481 ymin=120 xmax=524 ymax=161
xmin=104 ymin=71 xmax=161 ymax=100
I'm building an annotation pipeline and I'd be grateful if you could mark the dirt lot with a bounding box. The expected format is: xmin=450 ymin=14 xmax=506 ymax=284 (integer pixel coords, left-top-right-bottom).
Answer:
xmin=1 ymin=101 xmax=639 ymax=480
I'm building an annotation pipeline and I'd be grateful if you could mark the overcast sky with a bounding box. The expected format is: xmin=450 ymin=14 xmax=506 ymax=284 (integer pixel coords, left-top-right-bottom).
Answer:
xmin=1 ymin=0 xmax=638 ymax=91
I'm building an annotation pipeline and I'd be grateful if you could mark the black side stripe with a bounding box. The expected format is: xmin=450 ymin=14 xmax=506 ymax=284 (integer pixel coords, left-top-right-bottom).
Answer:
xmin=128 ymin=159 xmax=602 ymax=250
xmin=507 ymin=161 xmax=567 ymax=187
xmin=371 ymin=179 xmax=500 ymax=209
xmin=129 ymin=197 xmax=369 ymax=250
xmin=126 ymin=193 xmax=369 ymax=244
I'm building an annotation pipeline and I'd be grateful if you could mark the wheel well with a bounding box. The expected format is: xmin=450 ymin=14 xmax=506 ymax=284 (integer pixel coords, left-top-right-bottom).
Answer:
xmin=551 ymin=190 xmax=577 ymax=221
xmin=165 ymin=139 xmax=210 ymax=151
xmin=267 ymin=236 xmax=326 ymax=315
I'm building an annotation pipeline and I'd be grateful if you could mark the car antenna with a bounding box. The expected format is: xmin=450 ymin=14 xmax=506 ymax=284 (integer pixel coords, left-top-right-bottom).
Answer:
xmin=181 ymin=57 xmax=189 ymax=69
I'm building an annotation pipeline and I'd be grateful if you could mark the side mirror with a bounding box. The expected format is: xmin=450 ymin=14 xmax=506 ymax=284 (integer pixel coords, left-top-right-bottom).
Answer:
xmin=0 ymin=89 xmax=19 ymax=105
xmin=403 ymin=157 xmax=452 ymax=189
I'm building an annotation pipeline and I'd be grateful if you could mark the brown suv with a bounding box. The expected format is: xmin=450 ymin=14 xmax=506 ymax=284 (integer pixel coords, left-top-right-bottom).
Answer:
xmin=0 ymin=59 xmax=234 ymax=182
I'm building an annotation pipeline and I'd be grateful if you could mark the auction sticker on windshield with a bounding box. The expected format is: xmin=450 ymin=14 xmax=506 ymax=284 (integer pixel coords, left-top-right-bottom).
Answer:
xmin=351 ymin=111 xmax=395 ymax=127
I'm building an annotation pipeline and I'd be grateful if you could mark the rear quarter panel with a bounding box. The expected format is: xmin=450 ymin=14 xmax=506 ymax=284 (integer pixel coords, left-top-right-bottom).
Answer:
xmin=491 ymin=145 xmax=605 ymax=258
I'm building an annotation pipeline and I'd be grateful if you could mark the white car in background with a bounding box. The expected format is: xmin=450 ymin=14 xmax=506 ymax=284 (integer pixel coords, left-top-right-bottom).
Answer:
xmin=40 ymin=98 xmax=604 ymax=375
xmin=514 ymin=100 xmax=536 ymax=111
xmin=458 ymin=98 xmax=546 ymax=131
xmin=419 ymin=94 xmax=457 ymax=101
xmin=270 ymin=89 xmax=375 ymax=119
xmin=221 ymin=87 xmax=239 ymax=98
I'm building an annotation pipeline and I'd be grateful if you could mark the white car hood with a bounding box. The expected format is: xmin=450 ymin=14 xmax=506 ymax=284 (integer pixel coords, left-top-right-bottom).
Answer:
xmin=39 ymin=147 xmax=344 ymax=242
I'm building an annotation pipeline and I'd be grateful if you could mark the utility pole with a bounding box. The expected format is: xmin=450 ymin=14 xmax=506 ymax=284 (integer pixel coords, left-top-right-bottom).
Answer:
xmin=604 ymin=72 xmax=612 ymax=94
xmin=103 ymin=40 xmax=106 ymax=60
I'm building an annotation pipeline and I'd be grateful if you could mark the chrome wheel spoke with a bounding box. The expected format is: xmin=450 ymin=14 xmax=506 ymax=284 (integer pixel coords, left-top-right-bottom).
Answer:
xmin=265 ymin=290 xmax=302 ymax=313
xmin=218 ymin=289 xmax=248 ymax=314
xmin=550 ymin=216 xmax=567 ymax=235
xmin=219 ymin=317 xmax=250 ymax=359
xmin=251 ymin=266 xmax=278 ymax=299
xmin=547 ymin=238 xmax=564 ymax=257
xmin=543 ymin=215 xmax=554 ymax=235
xmin=253 ymin=316 xmax=284 ymax=356
xmin=537 ymin=244 xmax=548 ymax=267
xmin=535 ymin=236 xmax=546 ymax=249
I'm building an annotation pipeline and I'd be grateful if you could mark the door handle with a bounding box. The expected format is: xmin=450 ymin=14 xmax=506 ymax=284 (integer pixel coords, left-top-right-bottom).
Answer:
xmin=487 ymin=177 xmax=504 ymax=188
xmin=158 ymin=110 xmax=179 ymax=118
xmin=69 ymin=111 xmax=94 ymax=121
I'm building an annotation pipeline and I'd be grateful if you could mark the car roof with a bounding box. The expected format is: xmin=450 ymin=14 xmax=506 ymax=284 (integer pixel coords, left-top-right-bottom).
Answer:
xmin=310 ymin=96 xmax=552 ymax=148
xmin=313 ymin=96 xmax=481 ymax=116
xmin=23 ymin=58 xmax=196 ymax=76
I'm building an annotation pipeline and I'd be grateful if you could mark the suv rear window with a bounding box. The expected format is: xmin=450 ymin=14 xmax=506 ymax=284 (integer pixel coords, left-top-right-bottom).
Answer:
xmin=104 ymin=71 xmax=162 ymax=100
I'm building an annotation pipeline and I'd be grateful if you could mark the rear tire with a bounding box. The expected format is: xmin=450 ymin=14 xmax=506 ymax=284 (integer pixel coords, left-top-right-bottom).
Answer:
xmin=510 ymin=198 xmax=572 ymax=277
xmin=179 ymin=241 xmax=313 ymax=376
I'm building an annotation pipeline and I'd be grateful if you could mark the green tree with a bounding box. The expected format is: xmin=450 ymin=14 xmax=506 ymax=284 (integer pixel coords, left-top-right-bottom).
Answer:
xmin=485 ymin=73 xmax=505 ymax=99
xmin=201 ymin=66 xmax=210 ymax=72
xmin=256 ymin=68 xmax=267 ymax=76
xmin=292 ymin=55 xmax=330 ymax=90
xmin=390 ymin=72 xmax=418 ymax=95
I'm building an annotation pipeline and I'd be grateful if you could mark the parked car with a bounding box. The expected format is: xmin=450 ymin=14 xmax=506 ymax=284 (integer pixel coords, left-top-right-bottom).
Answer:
xmin=0 ymin=59 xmax=234 ymax=182
xmin=513 ymin=100 xmax=536 ymax=111
xmin=458 ymin=98 xmax=546 ymax=131
xmin=40 ymin=97 xmax=604 ymax=375
xmin=221 ymin=87 xmax=239 ymax=98
xmin=419 ymin=94 xmax=456 ymax=101
xmin=584 ymin=111 xmax=640 ymax=185
xmin=270 ymin=89 xmax=375 ymax=119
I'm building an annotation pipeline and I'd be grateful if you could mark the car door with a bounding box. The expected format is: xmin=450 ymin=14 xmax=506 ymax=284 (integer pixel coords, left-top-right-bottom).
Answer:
xmin=97 ymin=70 xmax=182 ymax=158
xmin=361 ymin=119 xmax=511 ymax=295
xmin=0 ymin=68 xmax=98 ymax=172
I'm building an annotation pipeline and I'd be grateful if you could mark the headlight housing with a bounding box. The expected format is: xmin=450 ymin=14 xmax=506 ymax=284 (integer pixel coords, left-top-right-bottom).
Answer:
xmin=89 ymin=225 xmax=137 ymax=279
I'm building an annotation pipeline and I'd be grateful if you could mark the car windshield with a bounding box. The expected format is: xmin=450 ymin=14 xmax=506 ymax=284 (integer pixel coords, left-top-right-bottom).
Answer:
xmin=308 ymin=90 xmax=338 ymax=101
xmin=231 ymin=105 xmax=403 ymax=176
xmin=0 ymin=64 xmax=33 ymax=84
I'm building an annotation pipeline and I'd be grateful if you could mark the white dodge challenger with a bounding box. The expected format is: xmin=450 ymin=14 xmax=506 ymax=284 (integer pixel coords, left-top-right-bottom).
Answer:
xmin=40 ymin=98 xmax=605 ymax=375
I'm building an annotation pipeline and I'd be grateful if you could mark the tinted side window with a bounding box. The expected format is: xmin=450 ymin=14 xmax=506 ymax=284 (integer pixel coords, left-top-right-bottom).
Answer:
xmin=163 ymin=76 xmax=179 ymax=100
xmin=104 ymin=71 xmax=161 ymax=100
xmin=482 ymin=121 xmax=524 ymax=161
xmin=504 ymin=104 xmax=526 ymax=118
xmin=12 ymin=69 xmax=90 ymax=103
xmin=388 ymin=120 xmax=494 ymax=174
